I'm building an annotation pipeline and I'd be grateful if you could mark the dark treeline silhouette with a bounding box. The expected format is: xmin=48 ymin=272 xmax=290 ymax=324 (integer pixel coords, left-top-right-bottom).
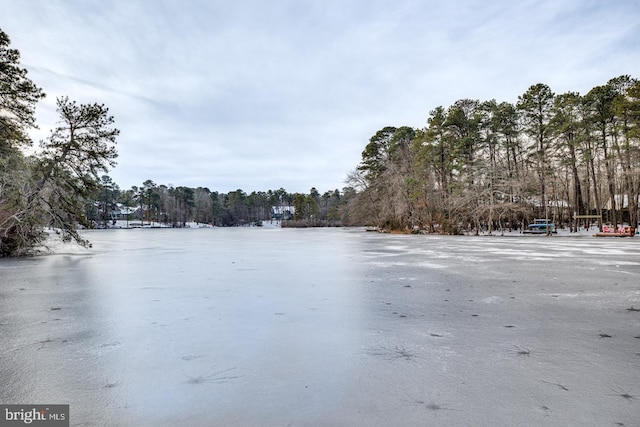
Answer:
xmin=93 ymin=179 xmax=357 ymax=228
xmin=104 ymin=75 xmax=640 ymax=234
xmin=346 ymin=76 xmax=640 ymax=234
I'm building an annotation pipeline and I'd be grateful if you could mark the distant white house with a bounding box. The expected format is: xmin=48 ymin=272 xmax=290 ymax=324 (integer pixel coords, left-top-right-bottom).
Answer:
xmin=605 ymin=194 xmax=640 ymax=210
xmin=110 ymin=203 xmax=141 ymax=220
xmin=271 ymin=205 xmax=295 ymax=220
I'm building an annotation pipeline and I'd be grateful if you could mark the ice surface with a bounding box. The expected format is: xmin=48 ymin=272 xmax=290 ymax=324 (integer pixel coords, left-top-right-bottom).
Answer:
xmin=1 ymin=228 xmax=639 ymax=426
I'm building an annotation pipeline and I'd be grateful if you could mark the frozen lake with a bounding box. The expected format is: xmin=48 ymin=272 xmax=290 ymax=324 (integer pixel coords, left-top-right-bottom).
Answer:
xmin=1 ymin=228 xmax=639 ymax=426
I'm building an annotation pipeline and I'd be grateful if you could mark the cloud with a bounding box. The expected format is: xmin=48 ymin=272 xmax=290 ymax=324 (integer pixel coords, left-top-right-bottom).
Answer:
xmin=2 ymin=0 xmax=639 ymax=193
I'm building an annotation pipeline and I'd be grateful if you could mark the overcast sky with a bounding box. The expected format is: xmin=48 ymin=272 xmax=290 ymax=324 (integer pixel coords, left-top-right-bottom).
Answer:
xmin=2 ymin=0 xmax=639 ymax=193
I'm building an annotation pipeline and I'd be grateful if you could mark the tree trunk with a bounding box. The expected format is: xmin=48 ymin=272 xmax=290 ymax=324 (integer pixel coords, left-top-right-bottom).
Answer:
xmin=587 ymin=142 xmax=603 ymax=230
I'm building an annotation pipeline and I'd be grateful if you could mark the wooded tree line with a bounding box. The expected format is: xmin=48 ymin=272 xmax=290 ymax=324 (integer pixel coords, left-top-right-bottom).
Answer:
xmin=1 ymin=29 xmax=118 ymax=256
xmin=347 ymin=77 xmax=640 ymax=234
xmin=95 ymin=179 xmax=354 ymax=228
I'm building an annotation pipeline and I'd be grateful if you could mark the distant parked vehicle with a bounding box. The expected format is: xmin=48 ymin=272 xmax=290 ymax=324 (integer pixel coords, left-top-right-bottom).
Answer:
xmin=523 ymin=219 xmax=556 ymax=235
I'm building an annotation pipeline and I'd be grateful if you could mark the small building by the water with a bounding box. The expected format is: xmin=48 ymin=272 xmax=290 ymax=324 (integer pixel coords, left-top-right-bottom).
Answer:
xmin=271 ymin=206 xmax=295 ymax=221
